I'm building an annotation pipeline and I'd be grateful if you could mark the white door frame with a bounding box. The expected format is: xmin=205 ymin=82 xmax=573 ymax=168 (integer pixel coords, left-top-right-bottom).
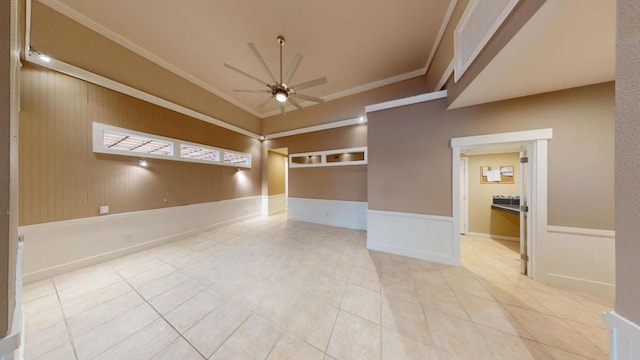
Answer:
xmin=459 ymin=157 xmax=469 ymax=234
xmin=451 ymin=129 xmax=552 ymax=279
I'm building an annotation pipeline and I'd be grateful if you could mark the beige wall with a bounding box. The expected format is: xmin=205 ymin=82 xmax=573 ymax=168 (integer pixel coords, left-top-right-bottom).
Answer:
xmin=368 ymin=81 xmax=614 ymax=230
xmin=424 ymin=0 xmax=469 ymax=91
xmin=264 ymin=124 xmax=367 ymax=202
xmin=615 ymin=0 xmax=640 ymax=325
xmin=30 ymin=2 xmax=261 ymax=134
xmin=267 ymin=151 xmax=286 ymax=196
xmin=20 ymin=64 xmax=262 ymax=226
xmin=466 ymin=153 xmax=520 ymax=237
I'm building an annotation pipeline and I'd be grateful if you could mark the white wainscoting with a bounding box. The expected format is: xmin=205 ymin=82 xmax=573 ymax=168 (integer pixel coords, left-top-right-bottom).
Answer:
xmin=268 ymin=194 xmax=287 ymax=216
xmin=20 ymin=196 xmax=262 ymax=283
xmin=287 ymin=198 xmax=367 ymax=230
xmin=604 ymin=311 xmax=640 ymax=360
xmin=540 ymin=225 xmax=615 ymax=298
xmin=367 ymin=210 xmax=457 ymax=265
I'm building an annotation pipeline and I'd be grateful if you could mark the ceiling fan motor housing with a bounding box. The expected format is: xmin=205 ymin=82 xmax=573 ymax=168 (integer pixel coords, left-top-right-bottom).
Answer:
xmin=224 ymin=34 xmax=327 ymax=114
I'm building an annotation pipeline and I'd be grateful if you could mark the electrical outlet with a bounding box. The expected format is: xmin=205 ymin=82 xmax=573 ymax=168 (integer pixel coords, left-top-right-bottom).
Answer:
xmin=99 ymin=205 xmax=109 ymax=215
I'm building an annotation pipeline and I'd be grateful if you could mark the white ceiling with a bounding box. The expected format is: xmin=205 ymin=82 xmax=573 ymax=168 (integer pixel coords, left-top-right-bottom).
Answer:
xmin=38 ymin=0 xmax=454 ymax=117
xmin=450 ymin=0 xmax=616 ymax=109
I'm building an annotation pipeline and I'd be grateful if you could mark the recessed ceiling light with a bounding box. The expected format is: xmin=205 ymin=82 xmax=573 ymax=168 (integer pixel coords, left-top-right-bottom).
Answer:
xmin=139 ymin=160 xmax=148 ymax=167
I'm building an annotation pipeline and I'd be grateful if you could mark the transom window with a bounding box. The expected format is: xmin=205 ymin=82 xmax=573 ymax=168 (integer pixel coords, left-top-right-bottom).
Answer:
xmin=93 ymin=123 xmax=251 ymax=168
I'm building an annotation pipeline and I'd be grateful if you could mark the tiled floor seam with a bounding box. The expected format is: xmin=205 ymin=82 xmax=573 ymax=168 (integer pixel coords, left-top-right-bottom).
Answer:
xmin=114 ymin=269 xmax=210 ymax=360
xmin=207 ymin=311 xmax=252 ymax=358
xmin=52 ymin=278 xmax=80 ymax=360
xmin=324 ymin=264 xmax=353 ymax=356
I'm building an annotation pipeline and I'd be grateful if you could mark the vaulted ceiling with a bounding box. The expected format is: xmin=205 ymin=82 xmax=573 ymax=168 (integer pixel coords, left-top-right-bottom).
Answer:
xmin=34 ymin=0 xmax=453 ymax=117
xmin=28 ymin=0 xmax=616 ymax=127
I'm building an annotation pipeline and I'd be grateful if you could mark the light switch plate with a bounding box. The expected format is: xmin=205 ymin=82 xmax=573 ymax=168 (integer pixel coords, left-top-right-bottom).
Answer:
xmin=99 ymin=205 xmax=109 ymax=215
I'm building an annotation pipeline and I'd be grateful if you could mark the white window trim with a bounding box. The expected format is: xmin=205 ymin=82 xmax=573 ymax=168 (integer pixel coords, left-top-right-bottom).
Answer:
xmin=92 ymin=122 xmax=251 ymax=168
xmin=289 ymin=147 xmax=367 ymax=168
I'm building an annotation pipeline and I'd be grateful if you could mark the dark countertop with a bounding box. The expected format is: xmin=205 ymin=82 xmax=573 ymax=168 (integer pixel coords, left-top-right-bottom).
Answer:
xmin=491 ymin=204 xmax=521 ymax=215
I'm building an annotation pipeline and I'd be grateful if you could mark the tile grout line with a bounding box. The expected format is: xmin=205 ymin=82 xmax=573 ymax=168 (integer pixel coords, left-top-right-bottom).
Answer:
xmin=323 ymin=262 xmax=354 ymax=358
xmin=206 ymin=312 xmax=252 ymax=358
xmin=51 ymin=278 xmax=81 ymax=360
xmin=113 ymin=270 xmax=211 ymax=360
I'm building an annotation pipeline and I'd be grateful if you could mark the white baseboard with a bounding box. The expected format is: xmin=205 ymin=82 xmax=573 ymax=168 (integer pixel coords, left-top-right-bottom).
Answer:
xmin=604 ymin=311 xmax=640 ymax=360
xmin=539 ymin=225 xmax=615 ymax=298
xmin=367 ymin=209 xmax=457 ymax=265
xmin=287 ymin=198 xmax=367 ymax=230
xmin=466 ymin=232 xmax=519 ymax=242
xmin=268 ymin=194 xmax=287 ymax=216
xmin=20 ymin=197 xmax=262 ymax=283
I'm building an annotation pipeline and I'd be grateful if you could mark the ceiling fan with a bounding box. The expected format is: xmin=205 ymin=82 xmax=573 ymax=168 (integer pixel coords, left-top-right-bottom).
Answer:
xmin=224 ymin=35 xmax=327 ymax=115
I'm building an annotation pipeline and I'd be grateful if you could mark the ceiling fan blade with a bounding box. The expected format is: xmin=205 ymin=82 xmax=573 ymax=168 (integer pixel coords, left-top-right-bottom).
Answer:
xmin=288 ymin=97 xmax=306 ymax=113
xmin=223 ymin=63 xmax=269 ymax=86
xmin=280 ymin=103 xmax=286 ymax=116
xmin=284 ymin=53 xmax=303 ymax=85
xmin=258 ymin=96 xmax=275 ymax=108
xmin=248 ymin=42 xmax=277 ymax=83
xmin=292 ymin=93 xmax=325 ymax=104
xmin=292 ymin=77 xmax=327 ymax=91
xmin=233 ymin=89 xmax=271 ymax=93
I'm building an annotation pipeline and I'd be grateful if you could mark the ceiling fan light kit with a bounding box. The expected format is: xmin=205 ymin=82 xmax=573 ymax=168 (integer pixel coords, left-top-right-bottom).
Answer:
xmin=224 ymin=35 xmax=327 ymax=115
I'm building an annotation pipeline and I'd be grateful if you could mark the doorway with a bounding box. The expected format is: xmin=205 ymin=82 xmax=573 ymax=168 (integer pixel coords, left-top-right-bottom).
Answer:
xmin=451 ymin=129 xmax=552 ymax=280
xmin=459 ymin=146 xmax=528 ymax=276
xmin=267 ymin=148 xmax=288 ymax=216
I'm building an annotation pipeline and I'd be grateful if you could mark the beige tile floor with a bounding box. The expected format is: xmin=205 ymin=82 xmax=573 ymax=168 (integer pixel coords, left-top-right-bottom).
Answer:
xmin=22 ymin=214 xmax=613 ymax=360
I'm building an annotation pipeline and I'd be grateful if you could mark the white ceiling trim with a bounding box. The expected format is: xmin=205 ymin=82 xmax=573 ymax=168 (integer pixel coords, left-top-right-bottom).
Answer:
xmin=365 ymin=90 xmax=448 ymax=113
xmin=25 ymin=51 xmax=262 ymax=140
xmin=434 ymin=59 xmax=455 ymax=92
xmin=264 ymin=117 xmax=365 ymax=140
xmin=37 ymin=0 xmax=263 ymax=118
xmin=259 ymin=67 xmax=427 ymax=118
xmin=425 ymin=0 xmax=458 ymax=75
xmin=38 ymin=0 xmax=458 ymax=119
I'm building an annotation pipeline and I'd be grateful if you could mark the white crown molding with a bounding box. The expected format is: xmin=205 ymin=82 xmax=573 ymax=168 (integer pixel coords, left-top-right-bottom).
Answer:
xmin=264 ymin=117 xmax=365 ymax=140
xmin=25 ymin=52 xmax=262 ymax=140
xmin=425 ymin=0 xmax=458 ymax=74
xmin=435 ymin=59 xmax=455 ymax=92
xmin=37 ymin=0 xmax=262 ymax=118
xmin=258 ymin=67 xmax=428 ymax=118
xmin=35 ymin=0 xmax=457 ymax=120
xmin=365 ymin=90 xmax=448 ymax=113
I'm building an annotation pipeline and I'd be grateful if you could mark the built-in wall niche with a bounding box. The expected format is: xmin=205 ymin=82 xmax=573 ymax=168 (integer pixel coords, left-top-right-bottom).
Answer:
xmin=289 ymin=147 xmax=367 ymax=168
xmin=92 ymin=123 xmax=251 ymax=168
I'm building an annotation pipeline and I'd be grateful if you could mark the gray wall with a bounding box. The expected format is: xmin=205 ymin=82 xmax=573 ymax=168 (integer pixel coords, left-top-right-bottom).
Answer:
xmin=615 ymin=0 xmax=640 ymax=325
xmin=368 ymin=82 xmax=614 ymax=230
